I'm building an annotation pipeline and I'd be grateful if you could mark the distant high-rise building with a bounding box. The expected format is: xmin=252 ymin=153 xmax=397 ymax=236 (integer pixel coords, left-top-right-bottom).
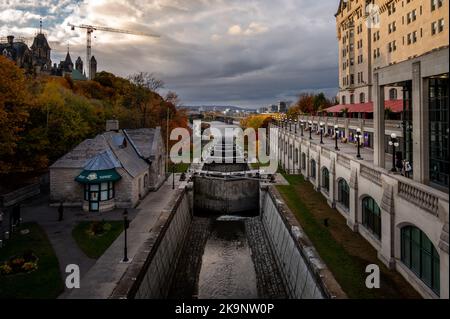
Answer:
xmin=278 ymin=101 xmax=287 ymax=113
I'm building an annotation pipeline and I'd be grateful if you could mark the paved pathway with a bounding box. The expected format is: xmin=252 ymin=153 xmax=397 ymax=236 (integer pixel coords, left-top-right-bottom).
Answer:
xmin=19 ymin=192 xmax=140 ymax=297
xmin=283 ymin=128 xmax=408 ymax=174
xmin=66 ymin=175 xmax=184 ymax=299
xmin=17 ymin=174 xmax=183 ymax=298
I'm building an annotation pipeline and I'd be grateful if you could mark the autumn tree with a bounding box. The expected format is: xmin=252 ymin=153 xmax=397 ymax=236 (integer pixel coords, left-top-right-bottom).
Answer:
xmin=128 ymin=72 xmax=165 ymax=92
xmin=165 ymin=91 xmax=181 ymax=107
xmin=313 ymin=92 xmax=331 ymax=113
xmin=0 ymin=64 xmax=187 ymax=181
xmin=0 ymin=56 xmax=31 ymax=174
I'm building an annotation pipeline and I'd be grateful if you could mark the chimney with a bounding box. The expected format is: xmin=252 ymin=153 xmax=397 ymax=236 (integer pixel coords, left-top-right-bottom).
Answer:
xmin=7 ymin=35 xmax=14 ymax=46
xmin=106 ymin=120 xmax=119 ymax=132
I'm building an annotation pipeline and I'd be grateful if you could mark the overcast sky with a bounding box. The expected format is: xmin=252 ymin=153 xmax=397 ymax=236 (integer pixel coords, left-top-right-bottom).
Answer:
xmin=0 ymin=0 xmax=339 ymax=108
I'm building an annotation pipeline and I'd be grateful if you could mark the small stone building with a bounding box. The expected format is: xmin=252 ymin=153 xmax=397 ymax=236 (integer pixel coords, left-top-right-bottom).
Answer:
xmin=50 ymin=120 xmax=166 ymax=212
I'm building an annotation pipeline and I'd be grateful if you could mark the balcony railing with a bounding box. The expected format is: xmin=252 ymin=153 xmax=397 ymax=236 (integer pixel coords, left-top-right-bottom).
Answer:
xmin=398 ymin=180 xmax=441 ymax=216
xmin=290 ymin=116 xmax=401 ymax=133
xmin=360 ymin=165 xmax=382 ymax=186
xmin=337 ymin=154 xmax=351 ymax=169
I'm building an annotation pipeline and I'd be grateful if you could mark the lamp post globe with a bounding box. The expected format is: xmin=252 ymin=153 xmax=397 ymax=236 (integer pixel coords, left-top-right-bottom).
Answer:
xmin=389 ymin=133 xmax=398 ymax=172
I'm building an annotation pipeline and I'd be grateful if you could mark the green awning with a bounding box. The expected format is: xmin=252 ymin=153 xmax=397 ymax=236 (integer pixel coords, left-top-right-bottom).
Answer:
xmin=75 ymin=169 xmax=121 ymax=184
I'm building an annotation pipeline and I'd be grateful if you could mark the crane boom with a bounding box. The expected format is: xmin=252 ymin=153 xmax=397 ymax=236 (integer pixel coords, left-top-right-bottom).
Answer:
xmin=68 ymin=23 xmax=159 ymax=79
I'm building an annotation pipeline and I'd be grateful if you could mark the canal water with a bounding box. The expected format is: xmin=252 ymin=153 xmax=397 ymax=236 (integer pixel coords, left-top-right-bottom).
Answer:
xmin=198 ymin=219 xmax=258 ymax=299
xmin=168 ymin=121 xmax=286 ymax=299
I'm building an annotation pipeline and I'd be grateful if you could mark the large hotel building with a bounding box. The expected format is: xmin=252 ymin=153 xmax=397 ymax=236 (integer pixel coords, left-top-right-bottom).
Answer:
xmin=273 ymin=0 xmax=448 ymax=298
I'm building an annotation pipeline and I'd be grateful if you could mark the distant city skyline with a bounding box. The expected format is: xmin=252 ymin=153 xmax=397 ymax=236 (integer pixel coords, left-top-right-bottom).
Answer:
xmin=0 ymin=0 xmax=339 ymax=108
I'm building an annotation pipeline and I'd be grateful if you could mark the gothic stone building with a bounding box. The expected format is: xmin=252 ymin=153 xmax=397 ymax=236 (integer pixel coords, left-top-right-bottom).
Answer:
xmin=50 ymin=120 xmax=166 ymax=212
xmin=1 ymin=31 xmax=91 ymax=80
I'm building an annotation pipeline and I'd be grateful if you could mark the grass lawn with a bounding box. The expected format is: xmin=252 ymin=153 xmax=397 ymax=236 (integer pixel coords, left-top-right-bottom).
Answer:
xmin=0 ymin=222 xmax=64 ymax=299
xmin=169 ymin=162 xmax=190 ymax=173
xmin=250 ymin=162 xmax=271 ymax=169
xmin=276 ymin=174 xmax=421 ymax=299
xmin=72 ymin=221 xmax=124 ymax=259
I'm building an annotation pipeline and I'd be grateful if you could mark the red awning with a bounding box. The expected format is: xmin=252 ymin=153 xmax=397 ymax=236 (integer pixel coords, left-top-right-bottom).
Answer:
xmin=324 ymin=100 xmax=403 ymax=113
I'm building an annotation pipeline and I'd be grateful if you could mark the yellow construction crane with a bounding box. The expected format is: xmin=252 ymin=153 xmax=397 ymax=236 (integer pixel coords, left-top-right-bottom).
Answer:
xmin=68 ymin=23 xmax=160 ymax=79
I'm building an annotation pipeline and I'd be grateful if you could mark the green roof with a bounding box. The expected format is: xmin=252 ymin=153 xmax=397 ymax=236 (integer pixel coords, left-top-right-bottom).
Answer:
xmin=75 ymin=169 xmax=121 ymax=184
xmin=72 ymin=69 xmax=87 ymax=81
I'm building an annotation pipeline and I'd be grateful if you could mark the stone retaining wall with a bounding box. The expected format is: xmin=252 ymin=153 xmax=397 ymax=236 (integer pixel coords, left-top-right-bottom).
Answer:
xmin=260 ymin=185 xmax=346 ymax=299
xmin=111 ymin=188 xmax=192 ymax=299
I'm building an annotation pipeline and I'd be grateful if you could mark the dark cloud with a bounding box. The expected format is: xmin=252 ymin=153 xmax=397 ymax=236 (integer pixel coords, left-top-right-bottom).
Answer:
xmin=1 ymin=0 xmax=339 ymax=108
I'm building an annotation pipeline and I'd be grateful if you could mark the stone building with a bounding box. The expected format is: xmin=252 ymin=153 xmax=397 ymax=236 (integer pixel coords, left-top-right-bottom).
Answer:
xmin=50 ymin=120 xmax=166 ymax=212
xmin=271 ymin=0 xmax=449 ymax=299
xmin=334 ymin=0 xmax=449 ymax=191
xmin=30 ymin=32 xmax=52 ymax=73
xmin=0 ymin=36 xmax=33 ymax=71
xmin=1 ymin=23 xmax=92 ymax=80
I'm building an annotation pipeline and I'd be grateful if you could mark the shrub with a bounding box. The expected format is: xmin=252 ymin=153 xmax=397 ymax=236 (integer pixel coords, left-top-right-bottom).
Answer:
xmin=9 ymin=257 xmax=25 ymax=271
xmin=0 ymin=264 xmax=12 ymax=275
xmin=21 ymin=262 xmax=38 ymax=272
xmin=87 ymin=221 xmax=111 ymax=237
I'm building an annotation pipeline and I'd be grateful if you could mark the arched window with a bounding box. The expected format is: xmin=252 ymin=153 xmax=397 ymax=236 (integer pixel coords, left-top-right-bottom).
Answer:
xmin=310 ymin=159 xmax=316 ymax=179
xmin=350 ymin=94 xmax=355 ymax=104
xmin=389 ymin=88 xmax=397 ymax=100
xmin=342 ymin=95 xmax=346 ymax=105
xmin=321 ymin=167 xmax=330 ymax=192
xmin=401 ymin=226 xmax=440 ymax=295
xmin=301 ymin=153 xmax=306 ymax=170
xmin=338 ymin=179 xmax=350 ymax=209
xmin=360 ymin=92 xmax=365 ymax=103
xmin=362 ymin=197 xmax=381 ymax=239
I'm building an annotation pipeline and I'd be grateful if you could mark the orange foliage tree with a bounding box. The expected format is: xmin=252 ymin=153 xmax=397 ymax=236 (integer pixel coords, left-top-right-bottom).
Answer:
xmin=0 ymin=63 xmax=188 ymax=178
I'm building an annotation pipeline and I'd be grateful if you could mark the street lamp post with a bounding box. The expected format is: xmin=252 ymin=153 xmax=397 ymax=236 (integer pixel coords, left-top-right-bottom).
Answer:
xmin=334 ymin=125 xmax=340 ymax=151
xmin=300 ymin=120 xmax=304 ymax=137
xmin=308 ymin=121 xmax=313 ymax=139
xmin=122 ymin=209 xmax=129 ymax=262
xmin=294 ymin=120 xmax=297 ymax=134
xmin=355 ymin=128 xmax=362 ymax=159
xmin=319 ymin=122 xmax=324 ymax=144
xmin=388 ymin=133 xmax=399 ymax=172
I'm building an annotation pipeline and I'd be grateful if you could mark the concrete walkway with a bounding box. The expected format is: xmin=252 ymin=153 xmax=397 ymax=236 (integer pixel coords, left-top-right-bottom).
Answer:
xmin=19 ymin=192 xmax=140 ymax=297
xmin=283 ymin=129 xmax=410 ymax=175
xmin=17 ymin=174 xmax=184 ymax=298
xmin=66 ymin=175 xmax=184 ymax=299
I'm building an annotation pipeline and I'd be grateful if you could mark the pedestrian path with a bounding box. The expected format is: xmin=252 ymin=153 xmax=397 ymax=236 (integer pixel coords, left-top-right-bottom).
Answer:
xmin=66 ymin=177 xmax=181 ymax=299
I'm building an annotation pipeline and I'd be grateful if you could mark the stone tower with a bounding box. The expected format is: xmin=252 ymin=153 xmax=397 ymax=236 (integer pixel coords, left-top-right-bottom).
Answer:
xmin=63 ymin=50 xmax=73 ymax=72
xmin=30 ymin=20 xmax=52 ymax=73
xmin=89 ymin=55 xmax=97 ymax=80
xmin=75 ymin=56 xmax=83 ymax=73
